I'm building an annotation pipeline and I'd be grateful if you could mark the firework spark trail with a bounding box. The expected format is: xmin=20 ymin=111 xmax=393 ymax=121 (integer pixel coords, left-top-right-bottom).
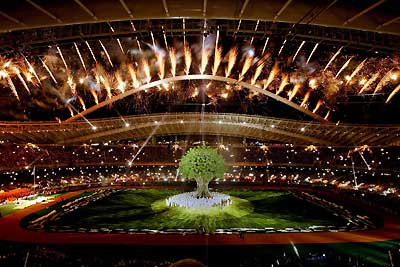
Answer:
xmin=312 ymin=99 xmax=322 ymax=113
xmin=212 ymin=47 xmax=222 ymax=76
xmin=128 ymin=64 xmax=140 ymax=87
xmin=324 ymin=46 xmax=343 ymax=71
xmin=385 ymin=83 xmax=400 ymax=103
xmin=359 ymin=71 xmax=380 ymax=94
xmin=346 ymin=58 xmax=367 ymax=85
xmin=157 ymin=53 xmax=165 ymax=79
xmin=288 ymin=84 xmax=301 ymax=101
xmin=40 ymin=58 xmax=57 ymax=84
xmin=306 ymin=43 xmax=319 ymax=65
xmin=278 ymin=39 xmax=287 ymax=56
xmin=142 ymin=59 xmax=151 ymax=83
xmin=225 ymin=47 xmax=237 ymax=78
xmin=150 ymin=31 xmax=156 ymax=49
xmin=13 ymin=67 xmax=30 ymax=94
xmin=262 ymin=37 xmax=270 ymax=55
xmin=301 ymin=91 xmax=311 ymax=107
xmin=90 ymin=89 xmax=99 ymax=104
xmin=136 ymin=37 xmax=142 ymax=52
xmin=78 ymin=95 xmax=86 ymax=110
xmin=74 ymin=42 xmax=87 ymax=72
xmin=374 ymin=68 xmax=395 ymax=94
xmin=85 ymin=41 xmax=97 ymax=63
xmin=5 ymin=75 xmax=19 ymax=100
xmin=99 ymin=40 xmax=114 ymax=67
xmin=324 ymin=110 xmax=330 ymax=120
xmin=239 ymin=55 xmax=253 ymax=81
xmin=56 ymin=46 xmax=69 ymax=70
xmin=169 ymin=48 xmax=177 ymax=77
xmin=162 ymin=28 xmax=168 ymax=49
xmin=251 ymin=61 xmax=265 ymax=85
xmin=276 ymin=74 xmax=288 ymax=95
xmin=116 ymin=38 xmax=125 ymax=54
xmin=264 ymin=61 xmax=279 ymax=90
xmin=23 ymin=56 xmax=41 ymax=84
xmin=67 ymin=105 xmax=74 ymax=117
xmin=115 ymin=71 xmax=126 ymax=93
xmin=292 ymin=41 xmax=305 ymax=62
xmin=184 ymin=45 xmax=192 ymax=75
xmin=335 ymin=56 xmax=353 ymax=78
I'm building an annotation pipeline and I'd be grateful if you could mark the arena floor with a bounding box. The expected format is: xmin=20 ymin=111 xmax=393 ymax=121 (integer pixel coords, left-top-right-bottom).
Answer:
xmin=0 ymin=186 xmax=399 ymax=247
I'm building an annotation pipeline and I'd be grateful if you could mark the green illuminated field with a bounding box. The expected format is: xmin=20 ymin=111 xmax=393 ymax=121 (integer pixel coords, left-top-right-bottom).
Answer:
xmin=40 ymin=189 xmax=345 ymax=233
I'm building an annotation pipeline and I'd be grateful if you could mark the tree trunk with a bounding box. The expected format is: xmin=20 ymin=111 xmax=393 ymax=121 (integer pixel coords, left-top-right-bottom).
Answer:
xmin=195 ymin=179 xmax=212 ymax=198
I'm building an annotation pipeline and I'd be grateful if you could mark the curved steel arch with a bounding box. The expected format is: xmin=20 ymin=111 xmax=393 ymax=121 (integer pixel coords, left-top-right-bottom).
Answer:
xmin=64 ymin=74 xmax=326 ymax=123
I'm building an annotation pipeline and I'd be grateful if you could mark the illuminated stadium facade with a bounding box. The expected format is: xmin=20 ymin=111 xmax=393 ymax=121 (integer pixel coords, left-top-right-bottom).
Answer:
xmin=0 ymin=1 xmax=400 ymax=266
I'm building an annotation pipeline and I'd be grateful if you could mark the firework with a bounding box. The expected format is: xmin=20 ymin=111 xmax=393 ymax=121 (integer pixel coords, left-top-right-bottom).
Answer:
xmin=5 ymin=75 xmax=19 ymax=100
xmin=157 ymin=52 xmax=165 ymax=80
xmin=56 ymin=46 xmax=69 ymax=70
xmin=85 ymin=41 xmax=97 ymax=63
xmin=346 ymin=58 xmax=367 ymax=85
xmin=142 ymin=59 xmax=151 ymax=83
xmin=90 ymin=89 xmax=99 ymax=104
xmin=116 ymin=38 xmax=124 ymax=54
xmin=239 ymin=55 xmax=253 ymax=81
xmin=324 ymin=110 xmax=330 ymax=120
xmin=67 ymin=76 xmax=76 ymax=95
xmin=99 ymin=40 xmax=114 ymax=67
xmin=288 ymin=84 xmax=301 ymax=101
xmin=184 ymin=45 xmax=192 ymax=75
xmin=128 ymin=64 xmax=140 ymax=88
xmin=335 ymin=56 xmax=353 ymax=78
xmin=306 ymin=43 xmax=319 ymax=65
xmin=225 ymin=47 xmax=237 ymax=78
xmin=150 ymin=31 xmax=156 ymax=49
xmin=78 ymin=95 xmax=86 ymax=110
xmin=261 ymin=37 xmax=270 ymax=55
xmin=278 ymin=39 xmax=287 ymax=56
xmin=115 ymin=71 xmax=126 ymax=93
xmin=301 ymin=91 xmax=311 ymax=107
xmin=67 ymin=105 xmax=74 ymax=117
xmin=23 ymin=56 xmax=41 ymax=84
xmin=276 ymin=74 xmax=288 ymax=95
xmin=40 ymin=58 xmax=58 ymax=84
xmin=292 ymin=41 xmax=305 ymax=62
xmin=264 ymin=61 xmax=279 ymax=90
xmin=312 ymin=99 xmax=322 ymax=113
xmin=136 ymin=37 xmax=142 ymax=53
xmin=251 ymin=61 xmax=265 ymax=85
xmin=74 ymin=42 xmax=87 ymax=72
xmin=12 ymin=66 xmax=30 ymax=94
xmin=308 ymin=79 xmax=318 ymax=89
xmin=374 ymin=68 xmax=395 ymax=94
xmin=169 ymin=48 xmax=177 ymax=77
xmin=324 ymin=46 xmax=343 ymax=71
xmin=212 ymin=47 xmax=222 ymax=76
xmin=385 ymin=83 xmax=400 ymax=103
xmin=359 ymin=71 xmax=380 ymax=94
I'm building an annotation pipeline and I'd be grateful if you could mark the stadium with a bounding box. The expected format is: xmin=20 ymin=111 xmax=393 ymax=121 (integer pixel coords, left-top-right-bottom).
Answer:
xmin=0 ymin=0 xmax=400 ymax=266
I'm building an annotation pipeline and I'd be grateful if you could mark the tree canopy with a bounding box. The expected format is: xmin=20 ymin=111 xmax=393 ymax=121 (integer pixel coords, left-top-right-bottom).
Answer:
xmin=179 ymin=146 xmax=227 ymax=183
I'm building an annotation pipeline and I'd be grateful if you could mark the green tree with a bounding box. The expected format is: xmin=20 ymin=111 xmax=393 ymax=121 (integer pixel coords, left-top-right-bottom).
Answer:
xmin=179 ymin=146 xmax=227 ymax=198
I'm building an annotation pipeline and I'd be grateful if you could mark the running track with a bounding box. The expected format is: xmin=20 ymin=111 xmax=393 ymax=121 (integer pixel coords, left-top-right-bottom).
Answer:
xmin=1 ymin=186 xmax=400 ymax=246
